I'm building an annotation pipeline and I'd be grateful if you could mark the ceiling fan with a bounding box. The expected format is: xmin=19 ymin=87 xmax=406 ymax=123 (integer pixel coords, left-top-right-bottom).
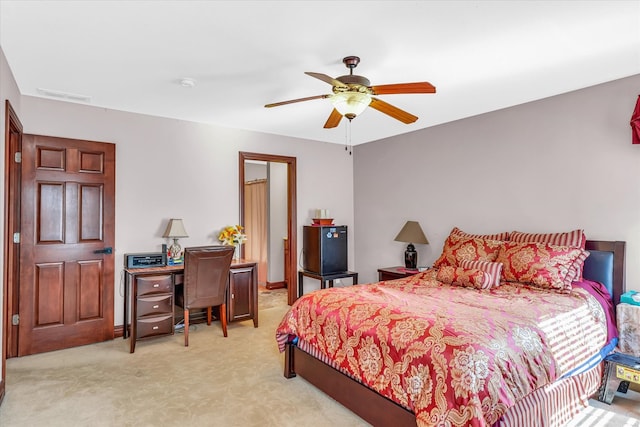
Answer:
xmin=265 ymin=56 xmax=436 ymax=129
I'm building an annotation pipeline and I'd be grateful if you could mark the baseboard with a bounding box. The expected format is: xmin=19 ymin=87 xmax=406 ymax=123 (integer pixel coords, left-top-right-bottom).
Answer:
xmin=266 ymin=281 xmax=287 ymax=290
xmin=114 ymin=325 xmax=124 ymax=339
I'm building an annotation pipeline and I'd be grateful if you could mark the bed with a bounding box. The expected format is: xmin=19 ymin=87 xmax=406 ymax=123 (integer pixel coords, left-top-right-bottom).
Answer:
xmin=276 ymin=229 xmax=626 ymax=427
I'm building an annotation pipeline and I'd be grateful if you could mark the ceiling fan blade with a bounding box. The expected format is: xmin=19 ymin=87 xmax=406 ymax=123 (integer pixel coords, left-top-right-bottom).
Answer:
xmin=323 ymin=109 xmax=343 ymax=128
xmin=370 ymin=82 xmax=436 ymax=95
xmin=369 ymin=98 xmax=418 ymax=124
xmin=264 ymin=94 xmax=330 ymax=108
xmin=305 ymin=72 xmax=348 ymax=88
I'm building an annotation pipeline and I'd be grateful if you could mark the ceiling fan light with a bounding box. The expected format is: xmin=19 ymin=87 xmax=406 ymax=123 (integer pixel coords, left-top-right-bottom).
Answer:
xmin=331 ymin=92 xmax=371 ymax=119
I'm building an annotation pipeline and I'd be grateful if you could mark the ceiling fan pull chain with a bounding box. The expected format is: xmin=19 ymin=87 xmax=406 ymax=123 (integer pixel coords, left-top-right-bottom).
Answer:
xmin=345 ymin=120 xmax=352 ymax=156
xmin=344 ymin=120 xmax=348 ymax=152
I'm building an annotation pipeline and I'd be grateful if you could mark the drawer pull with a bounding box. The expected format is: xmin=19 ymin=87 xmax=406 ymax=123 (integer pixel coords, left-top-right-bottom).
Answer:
xmin=153 ymin=284 xmax=160 ymax=288
xmin=153 ymin=305 xmax=159 ymax=309
xmin=152 ymin=326 xmax=159 ymax=330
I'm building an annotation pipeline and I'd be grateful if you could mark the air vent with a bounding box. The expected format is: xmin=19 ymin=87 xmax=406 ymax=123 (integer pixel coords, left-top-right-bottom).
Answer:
xmin=36 ymin=88 xmax=92 ymax=103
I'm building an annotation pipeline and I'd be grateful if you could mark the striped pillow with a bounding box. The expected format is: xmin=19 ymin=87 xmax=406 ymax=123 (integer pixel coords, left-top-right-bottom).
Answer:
xmin=460 ymin=259 xmax=503 ymax=288
xmin=451 ymin=227 xmax=510 ymax=242
xmin=509 ymin=229 xmax=586 ymax=249
xmin=436 ymin=265 xmax=492 ymax=290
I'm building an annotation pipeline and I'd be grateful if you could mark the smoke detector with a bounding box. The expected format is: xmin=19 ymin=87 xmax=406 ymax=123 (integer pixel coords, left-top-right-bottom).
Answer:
xmin=180 ymin=78 xmax=196 ymax=88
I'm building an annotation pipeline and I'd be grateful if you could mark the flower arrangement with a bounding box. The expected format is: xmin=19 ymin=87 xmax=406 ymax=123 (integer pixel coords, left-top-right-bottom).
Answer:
xmin=218 ymin=225 xmax=247 ymax=246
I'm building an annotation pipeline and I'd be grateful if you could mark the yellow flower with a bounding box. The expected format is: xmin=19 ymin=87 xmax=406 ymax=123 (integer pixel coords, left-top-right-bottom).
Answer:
xmin=218 ymin=225 xmax=247 ymax=245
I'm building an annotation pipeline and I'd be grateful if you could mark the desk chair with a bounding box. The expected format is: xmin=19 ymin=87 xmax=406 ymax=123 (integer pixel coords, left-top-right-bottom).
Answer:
xmin=179 ymin=245 xmax=234 ymax=346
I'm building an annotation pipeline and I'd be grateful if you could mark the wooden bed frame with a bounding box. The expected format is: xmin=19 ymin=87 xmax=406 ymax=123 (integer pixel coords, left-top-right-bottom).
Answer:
xmin=283 ymin=240 xmax=626 ymax=427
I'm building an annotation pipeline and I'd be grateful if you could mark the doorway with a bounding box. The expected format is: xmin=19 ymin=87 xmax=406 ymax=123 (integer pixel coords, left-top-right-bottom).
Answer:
xmin=239 ymin=152 xmax=297 ymax=305
xmin=2 ymin=100 xmax=23 ymax=401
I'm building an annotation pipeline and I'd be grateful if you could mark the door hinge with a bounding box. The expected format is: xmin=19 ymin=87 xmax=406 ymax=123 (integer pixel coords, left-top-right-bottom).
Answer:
xmin=13 ymin=232 xmax=20 ymax=243
xmin=12 ymin=314 xmax=19 ymax=325
xmin=14 ymin=152 xmax=21 ymax=163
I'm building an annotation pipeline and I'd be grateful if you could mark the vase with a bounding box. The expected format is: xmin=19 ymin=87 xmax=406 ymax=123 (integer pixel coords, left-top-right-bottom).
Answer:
xmin=233 ymin=243 xmax=241 ymax=261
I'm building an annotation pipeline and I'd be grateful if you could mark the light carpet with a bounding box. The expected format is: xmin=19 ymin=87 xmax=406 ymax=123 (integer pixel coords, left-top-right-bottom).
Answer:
xmin=1 ymin=288 xmax=639 ymax=426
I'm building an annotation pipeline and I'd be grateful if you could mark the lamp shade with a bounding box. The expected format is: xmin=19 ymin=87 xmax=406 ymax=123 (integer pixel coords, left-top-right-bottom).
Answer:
xmin=163 ymin=218 xmax=189 ymax=238
xmin=331 ymin=91 xmax=372 ymax=119
xmin=394 ymin=221 xmax=429 ymax=244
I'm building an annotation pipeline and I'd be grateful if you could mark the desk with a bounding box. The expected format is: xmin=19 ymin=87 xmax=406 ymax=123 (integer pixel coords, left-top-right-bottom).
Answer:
xmin=298 ymin=270 xmax=358 ymax=297
xmin=124 ymin=260 xmax=258 ymax=353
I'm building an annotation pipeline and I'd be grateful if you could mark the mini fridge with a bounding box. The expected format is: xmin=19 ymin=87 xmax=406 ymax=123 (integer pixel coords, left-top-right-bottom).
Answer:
xmin=302 ymin=225 xmax=348 ymax=275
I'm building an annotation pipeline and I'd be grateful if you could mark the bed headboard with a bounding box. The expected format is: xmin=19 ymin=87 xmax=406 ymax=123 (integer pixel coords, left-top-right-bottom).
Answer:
xmin=583 ymin=240 xmax=626 ymax=307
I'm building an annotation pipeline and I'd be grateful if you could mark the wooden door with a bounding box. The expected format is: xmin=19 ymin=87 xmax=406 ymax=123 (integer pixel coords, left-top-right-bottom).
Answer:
xmin=18 ymin=134 xmax=115 ymax=356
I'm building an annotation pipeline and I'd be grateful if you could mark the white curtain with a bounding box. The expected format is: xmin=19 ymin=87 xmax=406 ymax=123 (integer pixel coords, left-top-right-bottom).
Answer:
xmin=244 ymin=179 xmax=268 ymax=286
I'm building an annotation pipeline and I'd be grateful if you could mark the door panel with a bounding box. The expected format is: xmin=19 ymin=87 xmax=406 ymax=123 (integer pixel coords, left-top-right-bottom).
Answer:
xmin=35 ymin=262 xmax=64 ymax=325
xmin=38 ymin=183 xmax=65 ymax=242
xmin=19 ymin=134 xmax=115 ymax=356
xmin=78 ymin=259 xmax=103 ymax=320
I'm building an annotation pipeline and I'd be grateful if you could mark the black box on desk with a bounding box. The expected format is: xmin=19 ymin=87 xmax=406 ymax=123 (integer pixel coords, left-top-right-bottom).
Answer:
xmin=124 ymin=252 xmax=166 ymax=269
xmin=303 ymin=225 xmax=347 ymax=275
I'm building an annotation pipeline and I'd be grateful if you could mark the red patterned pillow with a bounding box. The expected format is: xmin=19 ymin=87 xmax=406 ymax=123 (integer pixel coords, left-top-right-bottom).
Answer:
xmin=459 ymin=259 xmax=503 ymax=288
xmin=433 ymin=232 xmax=503 ymax=269
xmin=451 ymin=227 xmax=510 ymax=241
xmin=509 ymin=229 xmax=587 ymax=279
xmin=436 ymin=265 xmax=492 ymax=290
xmin=495 ymin=241 xmax=589 ymax=291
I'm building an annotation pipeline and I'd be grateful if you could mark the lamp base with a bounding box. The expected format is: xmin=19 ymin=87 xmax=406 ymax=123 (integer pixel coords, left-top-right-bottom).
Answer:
xmin=404 ymin=243 xmax=417 ymax=269
xmin=169 ymin=239 xmax=182 ymax=260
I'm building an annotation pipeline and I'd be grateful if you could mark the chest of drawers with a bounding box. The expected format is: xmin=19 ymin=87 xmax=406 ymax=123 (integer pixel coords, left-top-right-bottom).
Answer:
xmin=131 ymin=274 xmax=175 ymax=349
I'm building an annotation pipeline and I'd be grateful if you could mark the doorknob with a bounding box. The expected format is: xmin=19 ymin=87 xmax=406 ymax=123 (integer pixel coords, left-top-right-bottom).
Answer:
xmin=94 ymin=247 xmax=113 ymax=254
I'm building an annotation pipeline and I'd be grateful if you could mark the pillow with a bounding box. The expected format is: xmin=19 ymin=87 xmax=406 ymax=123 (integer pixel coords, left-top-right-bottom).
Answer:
xmin=509 ymin=228 xmax=587 ymax=279
xmin=436 ymin=265 xmax=492 ymax=290
xmin=509 ymin=229 xmax=586 ymax=249
xmin=459 ymin=259 xmax=503 ymax=288
xmin=451 ymin=226 xmax=510 ymax=242
xmin=433 ymin=232 xmax=503 ymax=269
xmin=495 ymin=241 xmax=589 ymax=291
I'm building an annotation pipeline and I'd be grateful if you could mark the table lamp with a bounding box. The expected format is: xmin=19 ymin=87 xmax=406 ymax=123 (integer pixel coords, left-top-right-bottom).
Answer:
xmin=394 ymin=221 xmax=429 ymax=269
xmin=163 ymin=218 xmax=188 ymax=260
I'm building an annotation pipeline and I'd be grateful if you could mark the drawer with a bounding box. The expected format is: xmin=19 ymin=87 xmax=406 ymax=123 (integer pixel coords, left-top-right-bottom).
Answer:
xmin=379 ymin=272 xmax=401 ymax=281
xmin=137 ymin=294 xmax=173 ymax=318
xmin=174 ymin=273 xmax=184 ymax=286
xmin=136 ymin=275 xmax=172 ymax=296
xmin=136 ymin=314 xmax=173 ymax=339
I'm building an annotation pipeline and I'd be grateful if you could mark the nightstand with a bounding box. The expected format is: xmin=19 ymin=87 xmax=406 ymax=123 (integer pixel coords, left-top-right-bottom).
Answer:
xmin=298 ymin=270 xmax=358 ymax=297
xmin=378 ymin=266 xmax=420 ymax=281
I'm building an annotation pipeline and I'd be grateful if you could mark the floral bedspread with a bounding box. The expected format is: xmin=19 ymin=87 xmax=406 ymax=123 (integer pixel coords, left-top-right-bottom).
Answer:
xmin=275 ymin=270 xmax=608 ymax=426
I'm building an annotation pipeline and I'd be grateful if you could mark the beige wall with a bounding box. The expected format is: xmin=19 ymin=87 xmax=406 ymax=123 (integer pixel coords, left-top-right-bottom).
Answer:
xmin=9 ymin=94 xmax=356 ymax=327
xmin=353 ymin=73 xmax=640 ymax=287
xmin=267 ymin=162 xmax=288 ymax=283
xmin=3 ymin=40 xmax=640 ymax=364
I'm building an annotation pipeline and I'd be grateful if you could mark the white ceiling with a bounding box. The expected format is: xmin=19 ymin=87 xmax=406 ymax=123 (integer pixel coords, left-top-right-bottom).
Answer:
xmin=1 ymin=1 xmax=639 ymax=146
